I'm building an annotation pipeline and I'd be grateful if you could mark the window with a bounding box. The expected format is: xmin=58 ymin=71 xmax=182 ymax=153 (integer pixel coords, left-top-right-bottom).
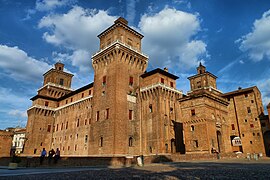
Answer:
xmin=253 ymin=132 xmax=255 ymax=136
xmin=193 ymin=140 xmax=199 ymax=148
xmin=250 ymin=141 xmax=253 ymax=144
xmin=47 ymin=125 xmax=51 ymax=132
xmin=34 ymin=149 xmax=37 ymax=154
xmin=106 ymin=108 xmax=109 ymax=119
xmin=231 ymin=124 xmax=235 ymax=130
xmin=99 ymin=137 xmax=103 ymax=147
xmin=129 ymin=137 xmax=133 ymax=147
xmin=85 ymin=119 xmax=87 ymax=125
xmin=81 ymin=93 xmax=84 ymax=98
xmin=102 ymin=76 xmax=106 ymax=86
xmin=58 ymin=67 xmax=62 ymax=70
xmin=170 ymin=82 xmax=174 ymax=88
xmin=255 ymin=118 xmax=257 ymax=121
xmin=247 ymin=107 xmax=251 ymax=114
xmin=161 ymin=78 xmax=164 ymax=84
xmin=60 ymin=78 xmax=64 ymax=85
xmin=77 ymin=119 xmax=80 ymax=127
xmin=191 ymin=125 xmax=195 ymax=131
xmin=102 ymin=91 xmax=105 ymax=96
xmin=71 ymin=98 xmax=73 ymax=102
xmin=245 ymin=94 xmax=248 ymax=98
xmin=251 ymin=100 xmax=254 ymax=103
xmin=149 ymin=104 xmax=153 ymax=113
xmin=197 ymin=81 xmax=201 ymax=88
xmin=61 ymin=123 xmax=63 ymax=130
xmin=45 ymin=101 xmax=49 ymax=107
xmin=129 ymin=110 xmax=133 ymax=120
xmin=89 ymin=90 xmax=92 ymax=95
xmin=75 ymin=144 xmax=77 ymax=151
xmin=250 ymin=124 xmax=254 ymax=128
xmin=242 ymin=134 xmax=245 ymax=137
xmin=66 ymin=121 xmax=68 ymax=129
xmin=96 ymin=111 xmax=100 ymax=121
xmin=170 ymin=107 xmax=173 ymax=113
xmin=66 ymin=100 xmax=68 ymax=104
xmin=56 ymin=124 xmax=59 ymax=131
xmin=257 ymin=133 xmax=260 ymax=136
xmin=244 ymin=119 xmax=247 ymax=123
xmin=68 ymin=146 xmax=70 ymax=151
xmin=129 ymin=76 xmax=133 ymax=86
xmin=85 ymin=135 xmax=88 ymax=143
xmin=191 ymin=109 xmax=195 ymax=116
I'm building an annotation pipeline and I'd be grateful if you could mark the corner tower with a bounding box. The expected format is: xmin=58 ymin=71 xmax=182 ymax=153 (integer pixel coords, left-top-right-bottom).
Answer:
xmin=90 ymin=17 xmax=148 ymax=155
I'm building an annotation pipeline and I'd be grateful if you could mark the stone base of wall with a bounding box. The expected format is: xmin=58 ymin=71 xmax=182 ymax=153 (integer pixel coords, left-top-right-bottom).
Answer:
xmin=0 ymin=152 xmax=257 ymax=168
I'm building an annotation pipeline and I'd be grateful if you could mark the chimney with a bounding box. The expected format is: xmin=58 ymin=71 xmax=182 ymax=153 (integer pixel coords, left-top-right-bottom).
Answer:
xmin=164 ymin=67 xmax=168 ymax=72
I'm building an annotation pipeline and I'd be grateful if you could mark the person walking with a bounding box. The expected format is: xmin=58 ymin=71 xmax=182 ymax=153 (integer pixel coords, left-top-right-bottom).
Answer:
xmin=40 ymin=148 xmax=47 ymax=165
xmin=54 ymin=148 xmax=60 ymax=164
xmin=48 ymin=149 xmax=55 ymax=164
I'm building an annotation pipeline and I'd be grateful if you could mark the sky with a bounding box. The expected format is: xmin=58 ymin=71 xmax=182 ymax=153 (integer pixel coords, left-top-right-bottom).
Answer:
xmin=1 ymin=0 xmax=270 ymax=129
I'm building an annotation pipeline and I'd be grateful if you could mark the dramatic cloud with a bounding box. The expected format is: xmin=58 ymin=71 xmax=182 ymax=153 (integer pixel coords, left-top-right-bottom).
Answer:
xmin=38 ymin=6 xmax=116 ymax=73
xmin=36 ymin=0 xmax=77 ymax=11
xmin=0 ymin=45 xmax=51 ymax=82
xmin=138 ymin=7 xmax=207 ymax=70
xmin=238 ymin=9 xmax=270 ymax=61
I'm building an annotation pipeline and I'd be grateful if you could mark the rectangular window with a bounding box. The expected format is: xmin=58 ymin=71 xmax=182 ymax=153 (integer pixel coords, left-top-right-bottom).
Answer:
xmin=61 ymin=123 xmax=63 ymax=130
xmin=66 ymin=100 xmax=68 ymax=104
xmin=193 ymin=140 xmax=199 ymax=148
xmin=96 ymin=111 xmax=100 ymax=121
xmin=85 ymin=119 xmax=87 ymax=125
xmin=47 ymin=125 xmax=51 ymax=132
xmin=250 ymin=124 xmax=254 ymax=128
xmin=191 ymin=109 xmax=195 ymax=116
xmin=66 ymin=121 xmax=68 ymax=129
xmin=81 ymin=93 xmax=84 ymax=98
xmin=129 ymin=110 xmax=133 ymax=120
xmin=170 ymin=82 xmax=174 ymax=88
xmin=231 ymin=124 xmax=235 ymax=130
xmin=247 ymin=107 xmax=251 ymax=114
xmin=161 ymin=78 xmax=164 ymax=84
xmin=89 ymin=90 xmax=92 ymax=95
xmin=60 ymin=78 xmax=64 ymax=85
xmin=149 ymin=104 xmax=153 ymax=113
xmin=106 ymin=108 xmax=109 ymax=119
xmin=71 ymin=98 xmax=73 ymax=102
xmin=77 ymin=119 xmax=79 ymax=127
xmin=85 ymin=135 xmax=88 ymax=143
xmin=102 ymin=76 xmax=106 ymax=86
xmin=45 ymin=101 xmax=49 ymax=107
xmin=129 ymin=76 xmax=134 ymax=86
xmin=56 ymin=124 xmax=59 ymax=131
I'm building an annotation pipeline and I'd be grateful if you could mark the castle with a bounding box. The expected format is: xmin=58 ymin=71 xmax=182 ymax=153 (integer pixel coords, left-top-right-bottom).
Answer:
xmin=24 ymin=17 xmax=266 ymax=157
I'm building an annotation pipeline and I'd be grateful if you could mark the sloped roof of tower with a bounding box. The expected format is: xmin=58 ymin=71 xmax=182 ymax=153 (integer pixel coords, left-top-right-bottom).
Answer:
xmin=97 ymin=17 xmax=144 ymax=39
xmin=141 ymin=68 xmax=179 ymax=80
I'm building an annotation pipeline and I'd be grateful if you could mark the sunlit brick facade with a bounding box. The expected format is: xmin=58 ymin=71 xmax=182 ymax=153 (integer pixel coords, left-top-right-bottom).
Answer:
xmin=24 ymin=17 xmax=266 ymax=157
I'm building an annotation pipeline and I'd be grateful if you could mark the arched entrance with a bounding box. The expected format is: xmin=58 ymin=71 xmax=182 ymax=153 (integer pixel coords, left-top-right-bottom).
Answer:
xmin=263 ymin=131 xmax=270 ymax=156
xmin=216 ymin=131 xmax=222 ymax=153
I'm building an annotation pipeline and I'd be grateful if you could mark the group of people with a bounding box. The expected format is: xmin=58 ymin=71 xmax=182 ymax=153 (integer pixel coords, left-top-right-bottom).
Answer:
xmin=40 ymin=148 xmax=60 ymax=165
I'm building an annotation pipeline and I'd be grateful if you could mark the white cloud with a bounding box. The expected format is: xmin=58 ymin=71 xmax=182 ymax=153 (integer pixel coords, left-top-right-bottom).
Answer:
xmin=38 ymin=6 xmax=116 ymax=73
xmin=36 ymin=0 xmax=77 ymax=12
xmin=238 ymin=9 xmax=270 ymax=61
xmin=138 ymin=7 xmax=207 ymax=71
xmin=0 ymin=45 xmax=51 ymax=82
xmin=8 ymin=109 xmax=27 ymax=118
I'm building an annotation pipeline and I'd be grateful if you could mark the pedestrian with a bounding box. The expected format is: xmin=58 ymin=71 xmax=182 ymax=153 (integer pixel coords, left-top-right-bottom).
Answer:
xmin=54 ymin=148 xmax=60 ymax=164
xmin=40 ymin=148 xmax=47 ymax=165
xmin=48 ymin=149 xmax=55 ymax=164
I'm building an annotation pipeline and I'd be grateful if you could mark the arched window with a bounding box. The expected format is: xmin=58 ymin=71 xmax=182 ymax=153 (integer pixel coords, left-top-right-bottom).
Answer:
xmin=191 ymin=125 xmax=195 ymax=131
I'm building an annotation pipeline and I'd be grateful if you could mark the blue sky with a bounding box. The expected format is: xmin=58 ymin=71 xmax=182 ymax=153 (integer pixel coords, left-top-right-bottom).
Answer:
xmin=1 ymin=0 xmax=270 ymax=129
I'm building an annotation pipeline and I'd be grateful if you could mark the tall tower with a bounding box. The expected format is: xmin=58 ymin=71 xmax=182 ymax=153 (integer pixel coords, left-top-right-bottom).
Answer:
xmin=90 ymin=17 xmax=148 ymax=155
xmin=188 ymin=62 xmax=219 ymax=94
xmin=24 ymin=63 xmax=73 ymax=155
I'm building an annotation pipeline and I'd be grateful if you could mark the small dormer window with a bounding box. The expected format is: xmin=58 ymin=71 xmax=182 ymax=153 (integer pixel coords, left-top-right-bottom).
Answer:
xmin=161 ymin=78 xmax=164 ymax=84
xmin=60 ymin=78 xmax=64 ymax=85
xmin=59 ymin=67 xmax=62 ymax=70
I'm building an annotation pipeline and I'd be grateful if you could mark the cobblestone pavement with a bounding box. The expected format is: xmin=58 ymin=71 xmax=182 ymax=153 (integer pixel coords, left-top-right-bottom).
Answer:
xmin=1 ymin=159 xmax=270 ymax=180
